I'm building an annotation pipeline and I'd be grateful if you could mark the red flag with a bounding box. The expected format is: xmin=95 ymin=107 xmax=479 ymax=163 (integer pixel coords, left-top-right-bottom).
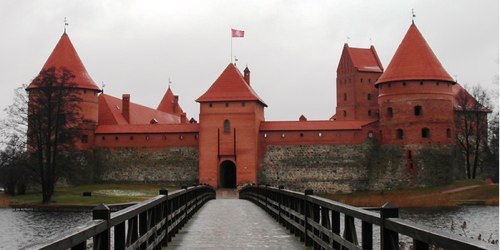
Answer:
xmin=231 ymin=29 xmax=245 ymax=38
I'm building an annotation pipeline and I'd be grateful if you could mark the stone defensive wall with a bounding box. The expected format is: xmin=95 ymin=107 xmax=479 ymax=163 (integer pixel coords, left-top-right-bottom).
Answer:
xmin=93 ymin=147 xmax=199 ymax=186
xmin=257 ymin=140 xmax=462 ymax=193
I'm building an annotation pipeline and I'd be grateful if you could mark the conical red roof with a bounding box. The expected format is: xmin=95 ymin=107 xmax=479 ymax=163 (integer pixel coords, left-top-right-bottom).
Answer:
xmin=27 ymin=32 xmax=100 ymax=91
xmin=375 ymin=23 xmax=454 ymax=85
xmin=157 ymin=87 xmax=184 ymax=114
xmin=196 ymin=63 xmax=267 ymax=106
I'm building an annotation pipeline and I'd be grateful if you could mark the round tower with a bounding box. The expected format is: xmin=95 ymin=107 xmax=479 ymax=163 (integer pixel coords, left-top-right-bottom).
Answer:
xmin=27 ymin=32 xmax=101 ymax=150
xmin=375 ymin=23 xmax=456 ymax=145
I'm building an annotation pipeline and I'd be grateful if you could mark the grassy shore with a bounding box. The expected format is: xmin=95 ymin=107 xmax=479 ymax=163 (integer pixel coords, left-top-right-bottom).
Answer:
xmin=325 ymin=179 xmax=498 ymax=208
xmin=3 ymin=183 xmax=179 ymax=207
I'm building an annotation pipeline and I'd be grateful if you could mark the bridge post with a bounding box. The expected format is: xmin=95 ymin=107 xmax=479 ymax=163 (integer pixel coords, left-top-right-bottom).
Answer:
xmin=380 ymin=202 xmax=399 ymax=250
xmin=160 ymin=189 xmax=169 ymax=247
xmin=278 ymin=185 xmax=284 ymax=226
xmin=304 ymin=189 xmax=314 ymax=246
xmin=93 ymin=204 xmax=111 ymax=250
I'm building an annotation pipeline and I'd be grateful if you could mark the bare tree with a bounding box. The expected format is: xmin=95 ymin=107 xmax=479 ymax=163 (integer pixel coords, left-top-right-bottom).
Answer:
xmin=27 ymin=67 xmax=82 ymax=203
xmin=0 ymin=84 xmax=28 ymax=148
xmin=454 ymin=85 xmax=491 ymax=179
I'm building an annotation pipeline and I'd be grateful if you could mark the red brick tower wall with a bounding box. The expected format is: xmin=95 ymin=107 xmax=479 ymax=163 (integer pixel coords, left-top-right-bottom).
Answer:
xmin=335 ymin=45 xmax=383 ymax=121
xmin=198 ymin=101 xmax=265 ymax=187
xmin=377 ymin=80 xmax=455 ymax=144
xmin=77 ymin=89 xmax=100 ymax=150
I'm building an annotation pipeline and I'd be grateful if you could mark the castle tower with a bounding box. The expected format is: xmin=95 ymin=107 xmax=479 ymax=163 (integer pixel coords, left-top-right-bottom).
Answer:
xmin=196 ymin=64 xmax=267 ymax=188
xmin=375 ymin=23 xmax=456 ymax=145
xmin=26 ymin=32 xmax=101 ymax=150
xmin=157 ymin=86 xmax=185 ymax=118
xmin=335 ymin=44 xmax=383 ymax=120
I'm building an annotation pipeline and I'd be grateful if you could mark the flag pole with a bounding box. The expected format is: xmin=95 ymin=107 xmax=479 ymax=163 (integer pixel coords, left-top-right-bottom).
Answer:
xmin=230 ymin=29 xmax=233 ymax=63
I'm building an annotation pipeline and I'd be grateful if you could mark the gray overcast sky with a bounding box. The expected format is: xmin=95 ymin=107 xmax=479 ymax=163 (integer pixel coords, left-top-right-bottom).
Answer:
xmin=0 ymin=0 xmax=498 ymax=122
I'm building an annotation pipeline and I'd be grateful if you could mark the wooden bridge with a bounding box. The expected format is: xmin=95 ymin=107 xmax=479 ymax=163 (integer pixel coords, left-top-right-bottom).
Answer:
xmin=29 ymin=185 xmax=495 ymax=250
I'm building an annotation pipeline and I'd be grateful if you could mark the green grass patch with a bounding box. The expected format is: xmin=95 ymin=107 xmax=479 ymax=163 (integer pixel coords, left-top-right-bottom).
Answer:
xmin=8 ymin=183 xmax=180 ymax=206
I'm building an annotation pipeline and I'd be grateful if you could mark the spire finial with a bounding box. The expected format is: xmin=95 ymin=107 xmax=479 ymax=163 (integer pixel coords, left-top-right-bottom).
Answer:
xmin=369 ymin=37 xmax=372 ymax=46
xmin=346 ymin=36 xmax=350 ymax=43
xmin=64 ymin=17 xmax=69 ymax=33
xmin=101 ymin=81 xmax=105 ymax=93
xmin=411 ymin=9 xmax=416 ymax=24
xmin=168 ymin=77 xmax=172 ymax=88
xmin=234 ymin=56 xmax=238 ymax=66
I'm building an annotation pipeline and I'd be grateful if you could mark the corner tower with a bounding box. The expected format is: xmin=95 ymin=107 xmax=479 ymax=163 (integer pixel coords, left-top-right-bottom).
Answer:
xmin=335 ymin=44 xmax=383 ymax=120
xmin=27 ymin=32 xmax=101 ymax=150
xmin=375 ymin=23 xmax=456 ymax=145
xmin=196 ymin=64 xmax=267 ymax=188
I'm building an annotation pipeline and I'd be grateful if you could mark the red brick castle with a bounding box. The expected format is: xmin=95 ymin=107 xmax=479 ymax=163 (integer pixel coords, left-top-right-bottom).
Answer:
xmin=26 ymin=23 xmax=478 ymax=190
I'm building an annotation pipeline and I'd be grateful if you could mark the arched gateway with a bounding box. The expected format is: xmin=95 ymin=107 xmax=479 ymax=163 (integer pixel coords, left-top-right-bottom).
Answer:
xmin=219 ymin=161 xmax=236 ymax=188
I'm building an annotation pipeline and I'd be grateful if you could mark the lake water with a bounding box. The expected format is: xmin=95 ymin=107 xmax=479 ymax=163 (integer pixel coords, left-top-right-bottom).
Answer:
xmin=0 ymin=206 xmax=497 ymax=249
xmin=0 ymin=209 xmax=90 ymax=249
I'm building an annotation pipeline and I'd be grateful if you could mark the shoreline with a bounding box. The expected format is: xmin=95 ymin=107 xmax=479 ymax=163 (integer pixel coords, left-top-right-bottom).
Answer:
xmin=327 ymin=183 xmax=499 ymax=209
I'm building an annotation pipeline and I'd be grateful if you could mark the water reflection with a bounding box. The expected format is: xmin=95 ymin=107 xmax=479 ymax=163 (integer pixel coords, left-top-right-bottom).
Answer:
xmin=0 ymin=209 xmax=90 ymax=249
xmin=400 ymin=206 xmax=499 ymax=244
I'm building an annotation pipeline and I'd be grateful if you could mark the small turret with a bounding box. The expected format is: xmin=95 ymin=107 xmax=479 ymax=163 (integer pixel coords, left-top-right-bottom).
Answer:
xmin=243 ymin=66 xmax=250 ymax=85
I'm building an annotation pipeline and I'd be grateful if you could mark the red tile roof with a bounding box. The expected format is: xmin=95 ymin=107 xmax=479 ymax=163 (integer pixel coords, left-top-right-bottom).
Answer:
xmin=376 ymin=23 xmax=454 ymax=85
xmin=345 ymin=44 xmax=384 ymax=73
xmin=452 ymin=84 xmax=490 ymax=112
xmin=157 ymin=87 xmax=184 ymax=114
xmin=196 ymin=63 xmax=267 ymax=106
xmin=95 ymin=123 xmax=198 ymax=134
xmin=260 ymin=120 xmax=378 ymax=131
xmin=98 ymin=94 xmax=181 ymax=125
xmin=27 ymin=33 xmax=100 ymax=91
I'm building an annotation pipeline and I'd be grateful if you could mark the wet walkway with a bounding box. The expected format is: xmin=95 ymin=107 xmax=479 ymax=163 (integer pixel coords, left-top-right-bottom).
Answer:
xmin=166 ymin=190 xmax=305 ymax=249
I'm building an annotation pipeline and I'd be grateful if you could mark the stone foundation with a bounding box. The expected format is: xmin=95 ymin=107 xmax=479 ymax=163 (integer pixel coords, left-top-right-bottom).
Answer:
xmin=94 ymin=147 xmax=199 ymax=186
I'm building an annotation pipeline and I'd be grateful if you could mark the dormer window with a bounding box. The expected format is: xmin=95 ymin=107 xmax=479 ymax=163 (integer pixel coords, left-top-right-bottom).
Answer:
xmin=387 ymin=107 xmax=393 ymax=117
xmin=150 ymin=118 xmax=159 ymax=124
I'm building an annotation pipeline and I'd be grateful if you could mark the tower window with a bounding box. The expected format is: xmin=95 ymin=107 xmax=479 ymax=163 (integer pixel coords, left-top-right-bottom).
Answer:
xmin=130 ymin=136 xmax=134 ymax=140
xmin=115 ymin=136 xmax=119 ymax=140
xmin=241 ymin=102 xmax=245 ymax=107
xmin=368 ymin=110 xmax=372 ymax=116
xmin=420 ymin=81 xmax=424 ymax=85
xmin=343 ymin=111 xmax=347 ymax=117
xmin=344 ymin=93 xmax=347 ymax=101
xmin=402 ymin=81 xmax=406 ymax=86
xmin=360 ymin=78 xmax=363 ymax=83
xmin=414 ymin=106 xmax=422 ymax=116
xmin=387 ymin=107 xmax=393 ymax=117
xmin=422 ymin=128 xmax=430 ymax=138
xmin=367 ymin=94 xmax=372 ymax=100
xmin=225 ymin=103 xmax=229 ymax=107
xmin=396 ymin=129 xmax=404 ymax=140
xmin=368 ymin=78 xmax=371 ymax=83
xmin=209 ymin=103 xmax=213 ymax=108
xmin=224 ymin=119 xmax=231 ymax=133
xmin=446 ymin=128 xmax=451 ymax=138
xmin=81 ymin=135 xmax=88 ymax=144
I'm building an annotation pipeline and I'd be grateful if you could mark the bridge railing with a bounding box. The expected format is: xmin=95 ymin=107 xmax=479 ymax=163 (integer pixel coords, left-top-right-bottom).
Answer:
xmin=30 ymin=184 xmax=216 ymax=250
xmin=239 ymin=185 xmax=494 ymax=250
